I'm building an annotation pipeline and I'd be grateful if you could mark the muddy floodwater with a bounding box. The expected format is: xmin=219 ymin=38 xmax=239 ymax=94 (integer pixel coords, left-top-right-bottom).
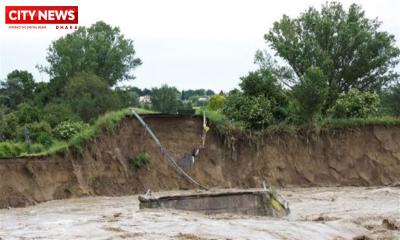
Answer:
xmin=0 ymin=187 xmax=399 ymax=240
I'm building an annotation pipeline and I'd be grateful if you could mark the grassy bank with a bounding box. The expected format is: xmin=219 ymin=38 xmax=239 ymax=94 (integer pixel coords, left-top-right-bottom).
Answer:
xmin=319 ymin=116 xmax=400 ymax=129
xmin=0 ymin=108 xmax=156 ymax=158
xmin=1 ymin=107 xmax=400 ymax=158
xmin=199 ymin=108 xmax=400 ymax=136
xmin=40 ymin=107 xmax=158 ymax=156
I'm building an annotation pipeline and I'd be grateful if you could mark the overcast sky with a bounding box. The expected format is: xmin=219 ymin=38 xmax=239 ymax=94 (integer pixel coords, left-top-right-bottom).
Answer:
xmin=1 ymin=0 xmax=399 ymax=92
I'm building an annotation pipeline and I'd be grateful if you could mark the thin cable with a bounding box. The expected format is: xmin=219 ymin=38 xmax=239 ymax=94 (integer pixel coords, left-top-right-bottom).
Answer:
xmin=131 ymin=109 xmax=208 ymax=190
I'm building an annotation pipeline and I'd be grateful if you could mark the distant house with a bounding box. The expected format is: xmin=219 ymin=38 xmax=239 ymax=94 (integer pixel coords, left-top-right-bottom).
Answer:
xmin=139 ymin=95 xmax=151 ymax=104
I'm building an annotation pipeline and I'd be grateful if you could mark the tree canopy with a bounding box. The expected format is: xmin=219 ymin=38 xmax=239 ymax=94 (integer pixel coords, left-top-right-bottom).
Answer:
xmin=0 ymin=70 xmax=36 ymax=109
xmin=41 ymin=21 xmax=142 ymax=87
xmin=151 ymin=85 xmax=180 ymax=113
xmin=265 ymin=2 xmax=400 ymax=100
xmin=64 ymin=72 xmax=122 ymax=122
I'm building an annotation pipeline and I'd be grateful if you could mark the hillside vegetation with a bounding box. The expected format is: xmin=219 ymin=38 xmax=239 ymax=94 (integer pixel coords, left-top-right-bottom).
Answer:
xmin=1 ymin=2 xmax=400 ymax=157
xmin=0 ymin=108 xmax=153 ymax=158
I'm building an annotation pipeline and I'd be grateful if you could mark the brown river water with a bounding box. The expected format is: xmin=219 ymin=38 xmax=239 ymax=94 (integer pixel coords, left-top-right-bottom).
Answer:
xmin=0 ymin=187 xmax=399 ymax=240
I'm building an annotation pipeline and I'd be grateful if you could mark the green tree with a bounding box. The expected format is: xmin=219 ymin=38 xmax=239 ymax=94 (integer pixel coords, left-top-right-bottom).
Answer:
xmin=42 ymin=102 xmax=79 ymax=128
xmin=114 ymin=87 xmax=140 ymax=107
xmin=41 ymin=21 xmax=142 ymax=87
xmin=188 ymin=96 xmax=200 ymax=106
xmin=253 ymin=50 xmax=295 ymax=88
xmin=207 ymin=95 xmax=226 ymax=111
xmin=292 ymin=67 xmax=328 ymax=123
xmin=240 ymin=69 xmax=285 ymax=99
xmin=151 ymin=85 xmax=180 ymax=113
xmin=32 ymin=82 xmax=50 ymax=107
xmin=141 ymin=88 xmax=152 ymax=96
xmin=1 ymin=113 xmax=18 ymax=140
xmin=239 ymin=68 xmax=289 ymax=121
xmin=265 ymin=2 xmax=400 ymax=105
xmin=15 ymin=103 xmax=42 ymax=124
xmin=65 ymin=72 xmax=122 ymax=122
xmin=0 ymin=70 xmax=36 ymax=109
xmin=380 ymin=85 xmax=400 ymax=116
xmin=0 ymin=107 xmax=10 ymax=140
xmin=180 ymin=89 xmax=211 ymax=100
xmin=206 ymin=89 xmax=215 ymax=96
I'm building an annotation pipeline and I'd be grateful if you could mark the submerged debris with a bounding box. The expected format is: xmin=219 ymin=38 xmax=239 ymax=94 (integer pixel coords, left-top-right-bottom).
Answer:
xmin=382 ymin=218 xmax=400 ymax=230
xmin=139 ymin=189 xmax=290 ymax=217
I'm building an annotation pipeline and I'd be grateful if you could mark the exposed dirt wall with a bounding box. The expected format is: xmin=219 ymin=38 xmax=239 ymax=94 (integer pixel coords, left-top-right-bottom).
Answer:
xmin=1 ymin=115 xmax=399 ymax=208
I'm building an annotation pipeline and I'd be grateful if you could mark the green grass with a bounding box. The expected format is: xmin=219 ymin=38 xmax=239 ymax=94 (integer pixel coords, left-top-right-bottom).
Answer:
xmin=0 ymin=142 xmax=46 ymax=158
xmin=62 ymin=107 xmax=157 ymax=153
xmin=199 ymin=108 xmax=400 ymax=137
xmin=131 ymin=107 xmax=157 ymax=114
xmin=129 ymin=151 xmax=151 ymax=170
xmin=196 ymin=108 xmax=226 ymax=125
xmin=319 ymin=116 xmax=400 ymax=129
xmin=0 ymin=107 xmax=157 ymax=158
xmin=196 ymin=107 xmax=246 ymax=135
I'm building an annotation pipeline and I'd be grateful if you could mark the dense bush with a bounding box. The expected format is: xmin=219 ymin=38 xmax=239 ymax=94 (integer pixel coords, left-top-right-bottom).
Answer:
xmin=36 ymin=133 xmax=53 ymax=147
xmin=239 ymin=69 xmax=289 ymax=122
xmin=240 ymin=69 xmax=284 ymax=98
xmin=223 ymin=67 xmax=289 ymax=129
xmin=207 ymin=95 xmax=226 ymax=111
xmin=329 ymin=89 xmax=380 ymax=118
xmin=42 ymin=102 xmax=78 ymax=128
xmin=223 ymin=94 xmax=273 ymax=129
xmin=53 ymin=121 xmax=89 ymax=141
xmin=0 ymin=112 xmax=18 ymax=140
xmin=17 ymin=121 xmax=53 ymax=145
xmin=15 ymin=103 xmax=41 ymax=124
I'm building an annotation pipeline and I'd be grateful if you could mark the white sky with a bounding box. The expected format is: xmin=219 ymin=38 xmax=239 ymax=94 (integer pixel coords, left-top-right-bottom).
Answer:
xmin=0 ymin=0 xmax=399 ymax=92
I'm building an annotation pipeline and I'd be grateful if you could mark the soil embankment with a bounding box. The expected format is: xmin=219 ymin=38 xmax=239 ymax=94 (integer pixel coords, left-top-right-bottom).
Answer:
xmin=0 ymin=114 xmax=399 ymax=208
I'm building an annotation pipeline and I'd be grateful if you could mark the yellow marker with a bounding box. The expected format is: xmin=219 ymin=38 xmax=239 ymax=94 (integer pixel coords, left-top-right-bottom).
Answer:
xmin=271 ymin=197 xmax=283 ymax=211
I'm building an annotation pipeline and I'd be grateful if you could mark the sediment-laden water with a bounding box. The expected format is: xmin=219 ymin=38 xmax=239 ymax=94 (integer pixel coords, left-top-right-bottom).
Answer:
xmin=0 ymin=187 xmax=399 ymax=240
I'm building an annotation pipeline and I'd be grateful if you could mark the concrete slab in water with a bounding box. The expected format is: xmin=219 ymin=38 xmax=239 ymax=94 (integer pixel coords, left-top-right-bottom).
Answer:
xmin=139 ymin=189 xmax=289 ymax=217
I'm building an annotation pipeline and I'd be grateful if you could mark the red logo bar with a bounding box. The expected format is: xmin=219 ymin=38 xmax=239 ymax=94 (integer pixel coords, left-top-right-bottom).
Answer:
xmin=5 ymin=6 xmax=78 ymax=24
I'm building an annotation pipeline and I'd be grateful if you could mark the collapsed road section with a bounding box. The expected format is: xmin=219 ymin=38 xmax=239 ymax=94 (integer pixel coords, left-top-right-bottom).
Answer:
xmin=139 ymin=189 xmax=290 ymax=217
